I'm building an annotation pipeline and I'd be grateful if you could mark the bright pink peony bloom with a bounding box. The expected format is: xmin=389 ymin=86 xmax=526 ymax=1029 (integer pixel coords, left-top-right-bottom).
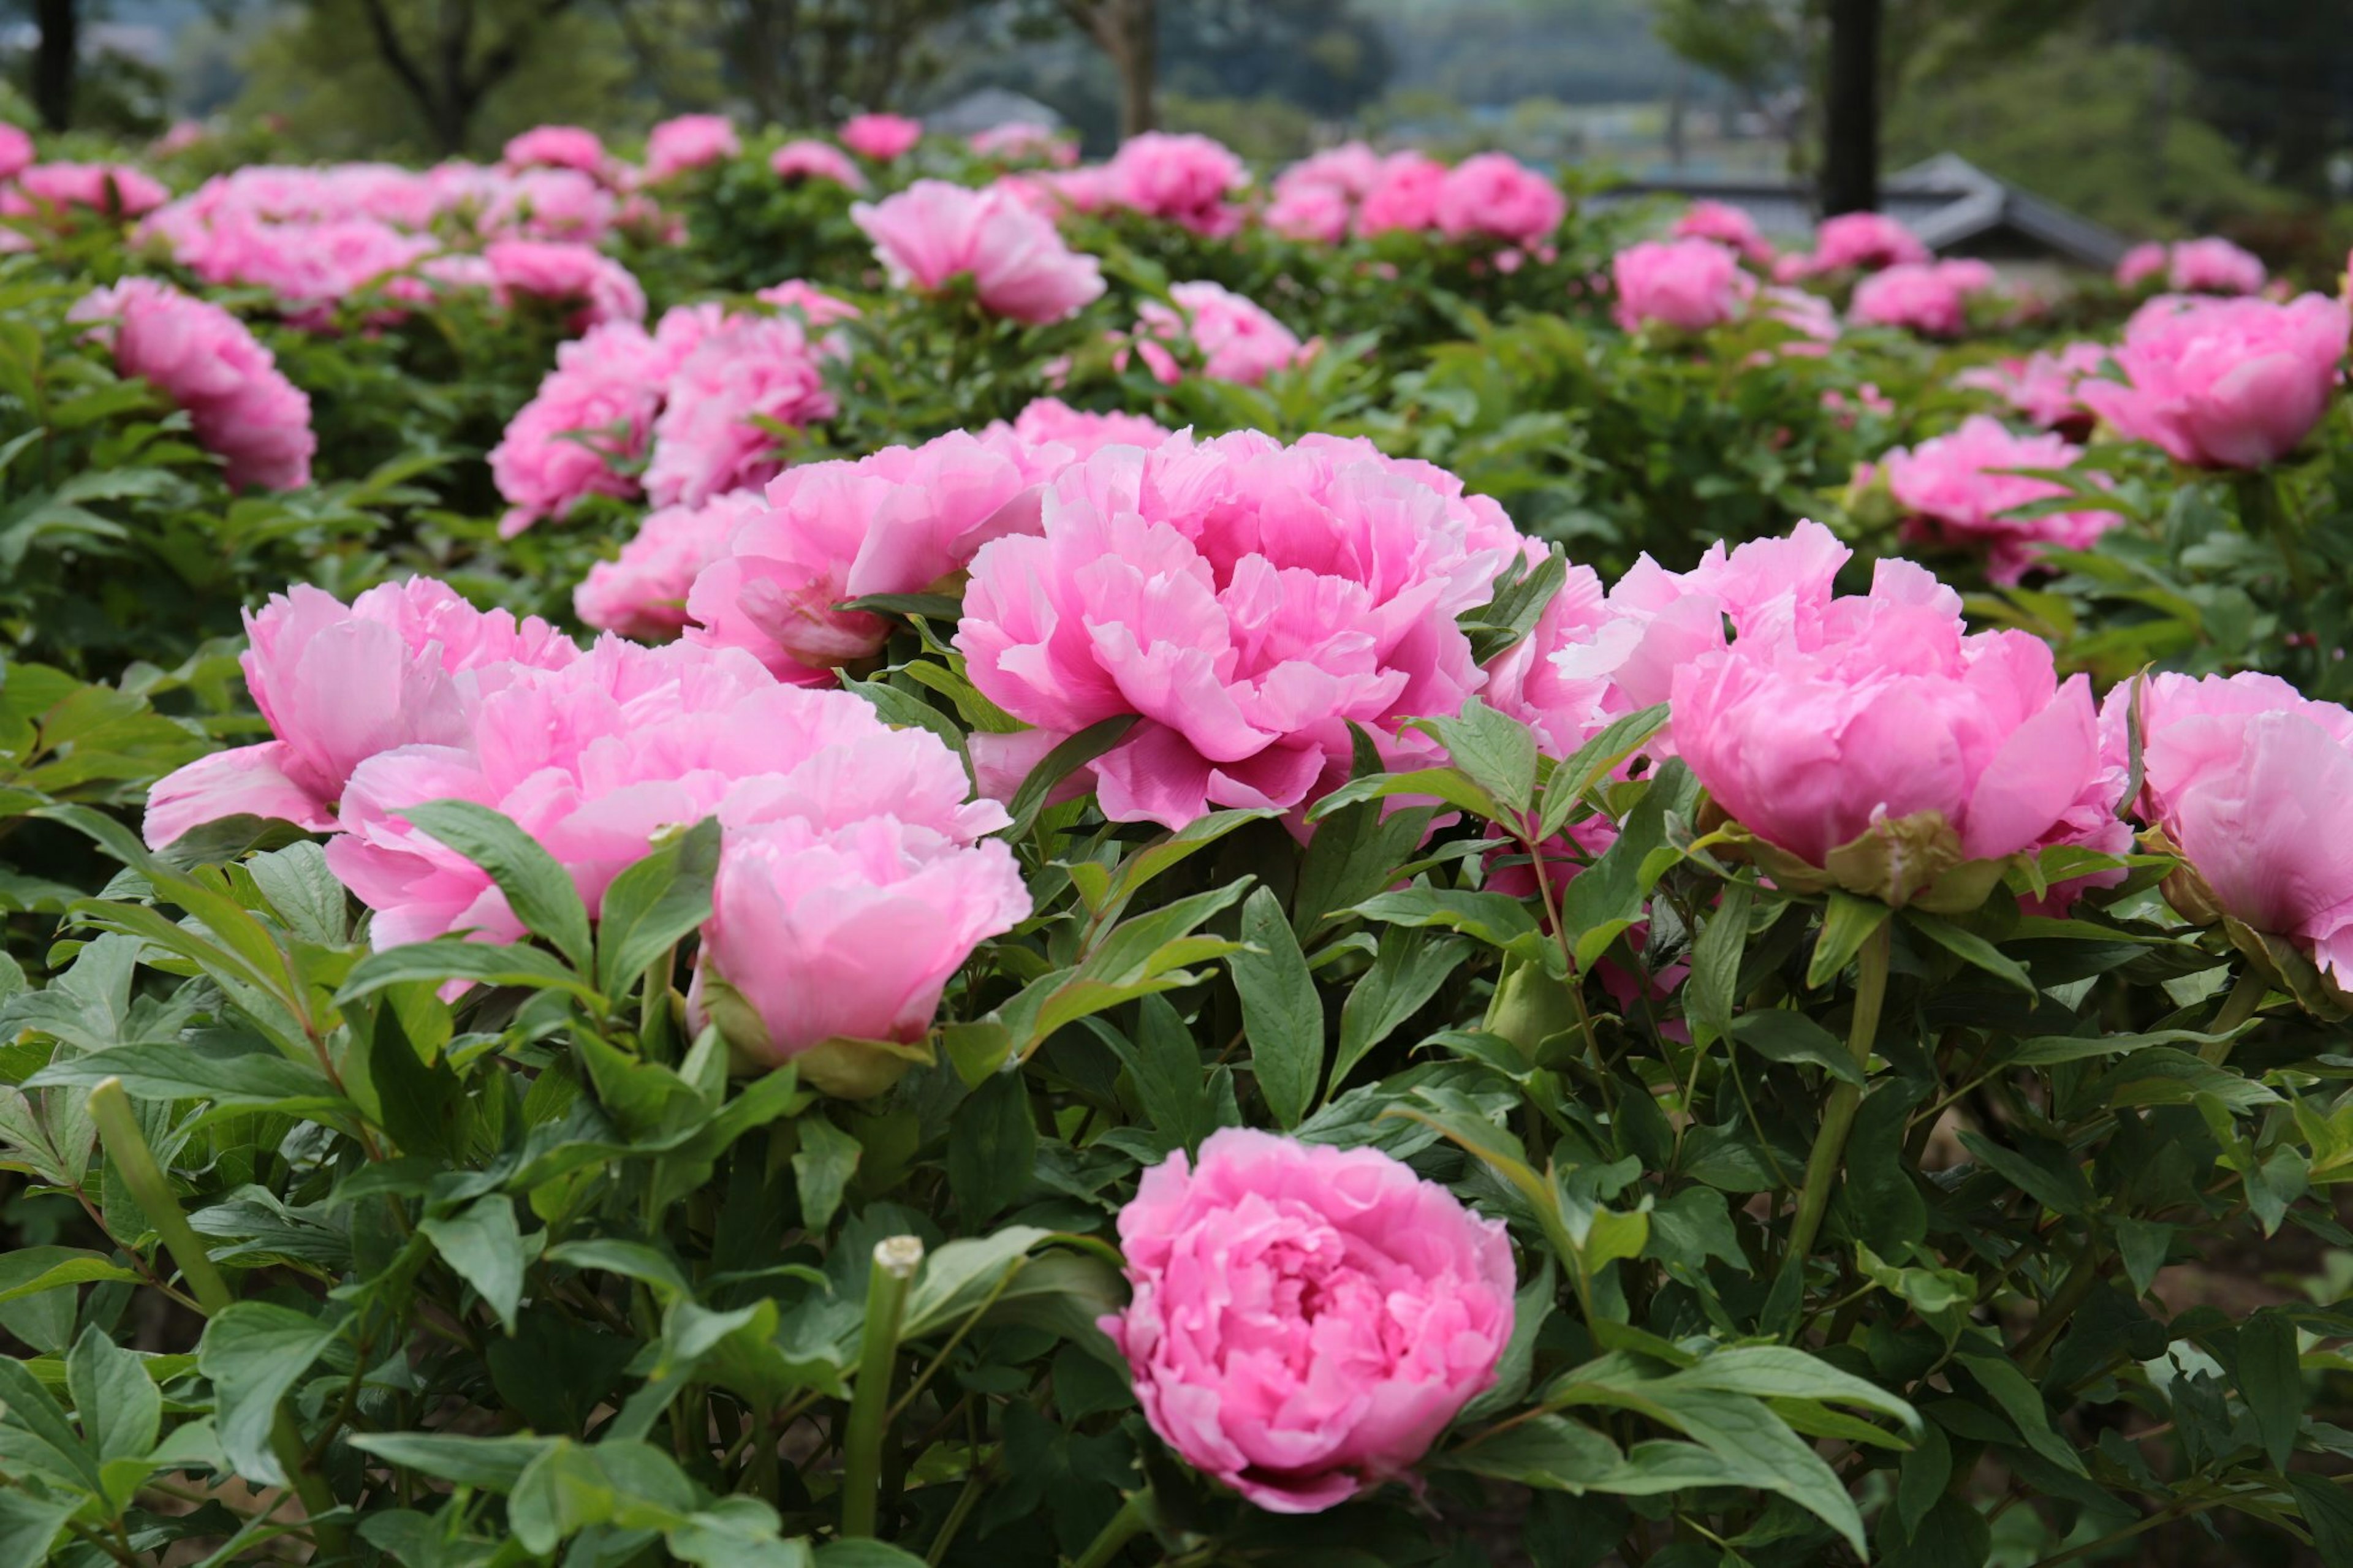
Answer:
xmin=577 ymin=491 xmax=766 ymax=641
xmin=841 ymin=113 xmax=923 ymax=161
xmin=71 ymin=278 xmax=313 ymax=491
xmin=998 ymin=396 xmax=1168 ymax=460
xmin=644 ymin=113 xmax=739 ymax=181
xmin=475 ymin=167 xmax=618 ymax=241
xmin=2168 ymin=237 xmax=2265 ymax=295
xmin=687 ymin=429 xmax=1066 ymax=682
xmin=491 ymin=311 xmax=709 ymax=532
xmin=483 ymin=238 xmax=646 ymax=327
xmin=503 ymin=126 xmax=605 ymax=175
xmin=1879 ymin=415 xmax=2116 ymax=583
xmin=2079 ymin=293 xmax=2351 ymax=468
xmin=691 ymin=816 xmax=1031 ymax=1065
xmin=1849 ymin=259 xmax=1998 ymax=337
xmin=957 ymin=432 xmax=1520 ymax=829
xmin=1806 ymin=211 xmax=1929 ymax=273
xmin=1433 ymin=152 xmax=1564 ymax=246
xmin=2115 ymin=241 xmax=2167 ymax=289
xmin=643 ymin=312 xmax=839 ymax=508
xmin=770 ymin=138 xmax=867 ymax=191
xmin=1107 ymin=132 xmax=1248 ymax=235
xmin=1953 ymin=341 xmax=2110 ymax=434
xmin=1672 ymin=198 xmax=1771 ymax=263
xmin=1102 ymin=1127 xmax=1515 ymax=1514
xmin=1134 ymin=281 xmax=1309 ymax=385
xmin=325 ymin=637 xmax=1007 ymax=950
xmin=1610 ymin=237 xmax=1754 ymax=332
xmin=1355 ymin=152 xmax=1447 ymax=237
xmin=852 ymin=180 xmax=1105 ymax=324
xmin=142 ymin=578 xmax=577 ymax=849
xmin=0 ymin=124 xmax=33 ymax=181
xmin=1264 ymin=180 xmax=1352 ymax=244
xmin=2112 ymin=672 xmax=2353 ymax=982
xmin=1670 ymin=545 xmax=2104 ymax=904
xmin=10 ymin=162 xmax=167 ymax=219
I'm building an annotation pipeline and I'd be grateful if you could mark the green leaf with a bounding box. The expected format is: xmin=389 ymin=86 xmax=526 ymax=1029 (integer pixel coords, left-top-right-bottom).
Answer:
xmin=948 ymin=1070 xmax=1036 ymax=1224
xmin=1231 ymin=887 xmax=1323 ymax=1127
xmin=1903 ymin=910 xmax=2034 ymax=995
xmin=1460 ymin=546 xmax=1569 ymax=665
xmin=339 ymin=939 xmax=604 ymax=1007
xmin=1895 ymin=1422 xmax=1951 ymax=1542
xmin=1686 ymin=881 xmax=1754 ymax=1048
xmin=596 ymin=817 xmax=721 ymax=998
xmin=26 ymin=1038 xmax=348 ymax=1116
xmin=1443 ymin=1414 xmax=1623 ymax=1488
xmin=2240 ymin=1310 xmax=2303 ymax=1474
xmin=816 ymin=1542 xmax=931 ymax=1568
xmin=901 ymin=1227 xmax=1055 ymax=1340
xmin=1643 ymin=1186 xmax=1750 ymax=1279
xmin=0 ymin=1489 xmax=78 ymax=1568
xmin=1332 ymin=928 xmax=1470 ymax=1096
xmin=419 ymin=1197 xmax=530 ymax=1333
xmin=1307 ymin=766 xmax=1505 ymax=825
xmin=1730 ymin=1011 xmax=1864 ymax=1085
xmin=545 ymin=1239 xmax=694 ymax=1300
xmin=1956 ymin=1354 xmax=2086 ymax=1476
xmin=399 ymin=801 xmax=594 ymax=972
xmin=66 ymin=1325 xmax=159 ymax=1466
xmin=0 ymin=1354 xmax=102 ymax=1493
xmin=1557 ymin=760 xmax=1697 ymax=969
xmin=1005 ymin=715 xmax=1137 ymax=839
xmin=1354 ymin=887 xmax=1540 ymax=949
xmin=1415 ymin=699 xmax=1538 ymax=813
xmin=2287 ymin=1472 xmax=2353 ymax=1568
xmin=792 ymin=1115 xmax=861 ymax=1231
xmin=1809 ymin=893 xmax=1891 ymax=991
xmin=346 ymin=1431 xmax=558 ymax=1490
xmin=196 ymin=1301 xmax=340 ymax=1485
xmin=2114 ymin=1218 xmax=2173 ymax=1299
xmin=509 ymin=1437 xmax=696 ymax=1555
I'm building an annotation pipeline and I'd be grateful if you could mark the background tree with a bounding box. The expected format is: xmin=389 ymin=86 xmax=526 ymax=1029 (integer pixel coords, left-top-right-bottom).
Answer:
xmin=342 ymin=0 xmax=593 ymax=154
xmin=1057 ymin=0 xmax=1156 ymax=138
xmin=716 ymin=0 xmax=974 ymax=128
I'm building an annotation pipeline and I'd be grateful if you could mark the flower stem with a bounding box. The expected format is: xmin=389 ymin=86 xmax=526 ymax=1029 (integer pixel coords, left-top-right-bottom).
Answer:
xmin=2199 ymin=966 xmax=2268 ymax=1064
xmin=1070 ymin=1488 xmax=1155 ymax=1568
xmin=840 ymin=1235 xmax=923 ymax=1539
xmin=1776 ymin=919 xmax=1893 ymax=1289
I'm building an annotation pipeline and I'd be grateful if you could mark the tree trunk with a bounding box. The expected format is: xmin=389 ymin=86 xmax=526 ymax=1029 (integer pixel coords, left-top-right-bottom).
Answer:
xmin=1819 ymin=0 xmax=1881 ymax=215
xmin=31 ymin=0 xmax=77 ymax=134
xmin=1070 ymin=0 xmax=1156 ymax=139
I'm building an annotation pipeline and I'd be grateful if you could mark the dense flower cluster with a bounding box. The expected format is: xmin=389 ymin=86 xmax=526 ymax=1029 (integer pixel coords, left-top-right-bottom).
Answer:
xmin=1132 ymin=281 xmax=1311 ymax=385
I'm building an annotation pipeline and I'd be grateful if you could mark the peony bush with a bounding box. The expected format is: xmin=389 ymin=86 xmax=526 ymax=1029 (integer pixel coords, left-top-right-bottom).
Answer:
xmin=6 ymin=109 xmax=2353 ymax=1568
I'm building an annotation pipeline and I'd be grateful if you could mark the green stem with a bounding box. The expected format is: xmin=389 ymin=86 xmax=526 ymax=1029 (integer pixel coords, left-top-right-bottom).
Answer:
xmin=89 ymin=1080 xmax=347 ymax=1555
xmin=2199 ymin=967 xmax=2268 ymax=1064
xmin=840 ymin=1235 xmax=923 ymax=1539
xmin=1069 ymin=1488 xmax=1154 ymax=1568
xmin=1776 ymin=919 xmax=1893 ymax=1287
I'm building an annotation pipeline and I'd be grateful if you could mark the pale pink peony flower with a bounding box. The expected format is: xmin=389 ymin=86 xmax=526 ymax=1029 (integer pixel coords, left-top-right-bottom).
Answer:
xmin=1355 ymin=151 xmax=1447 ymax=237
xmin=1610 ymin=237 xmax=1755 ymax=332
xmin=644 ymin=113 xmax=739 ymax=181
xmin=1759 ymin=284 xmax=1841 ymax=344
xmin=1480 ymin=559 xmax=1618 ymax=759
xmin=1953 ymin=341 xmax=2110 ymax=434
xmin=1672 ymin=198 xmax=1772 ymax=263
xmin=1433 ymin=151 xmax=1564 ymax=246
xmin=8 ymin=162 xmax=168 ymax=219
xmin=1102 ymin=1127 xmax=1515 ymax=1514
xmin=691 ymin=815 xmax=1031 ymax=1066
xmin=1106 ymin=131 xmax=1248 ymax=235
xmin=997 ymin=396 xmax=1169 ymax=460
xmin=151 ymin=121 xmax=206 ymax=157
xmin=142 ymin=578 xmax=577 ymax=849
xmin=969 ymin=122 xmax=1077 ymax=167
xmin=483 ymin=238 xmax=646 ymax=327
xmin=840 ymin=113 xmax=924 ymax=162
xmin=643 ymin=312 xmax=839 ymax=508
xmin=1879 ymin=415 xmax=2117 ymax=583
xmin=576 ymin=490 xmax=767 ymax=641
xmin=1805 ymin=211 xmax=1930 ymax=273
xmin=687 ymin=429 xmax=1067 ymax=683
xmin=0 ymin=124 xmax=33 ymax=180
xmin=491 ymin=314 xmax=698 ymax=532
xmin=770 ymin=138 xmax=867 ymax=191
xmin=1671 ymin=540 xmax=2105 ymax=905
xmin=754 ymin=277 xmax=861 ymax=327
xmin=2079 ymin=292 xmax=2351 ymax=468
xmin=1264 ymin=179 xmax=1352 ymax=244
xmin=2115 ymin=241 xmax=2168 ymax=289
xmin=502 ymin=125 xmax=606 ymax=175
xmin=1849 ymin=259 xmax=1998 ymax=337
xmin=2110 ymin=672 xmax=2353 ymax=982
xmin=71 ymin=278 xmax=313 ymax=491
xmin=957 ymin=431 xmax=1520 ymax=829
xmin=2167 ymin=237 xmax=2265 ymax=295
xmin=1133 ymin=280 xmax=1309 ymax=385
xmin=476 ymin=167 xmax=618 ymax=241
xmin=852 ymin=180 xmax=1105 ymax=324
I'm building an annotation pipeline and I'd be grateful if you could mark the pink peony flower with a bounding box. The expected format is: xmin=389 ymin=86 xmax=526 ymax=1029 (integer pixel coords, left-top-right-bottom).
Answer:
xmin=2115 ymin=241 xmax=2168 ymax=289
xmin=1670 ymin=542 xmax=2105 ymax=906
xmin=2112 ymin=672 xmax=2353 ymax=982
xmin=1133 ymin=280 xmax=1309 ymax=386
xmin=576 ymin=490 xmax=767 ymax=641
xmin=1107 ymin=132 xmax=1248 ymax=235
xmin=1264 ymin=179 xmax=1352 ymax=244
xmin=1102 ymin=1127 xmax=1515 ymax=1514
xmin=754 ymin=278 xmax=861 ymax=327
xmin=483 ymin=238 xmax=646 ymax=327
xmin=0 ymin=124 xmax=33 ymax=181
xmin=1672 ymin=199 xmax=1771 ymax=263
xmin=957 ymin=431 xmax=1520 ymax=829
xmin=770 ymin=138 xmax=867 ymax=191
xmin=1759 ymin=284 xmax=1841 ymax=344
xmin=969 ymin=122 xmax=1077 ymax=167
xmin=1849 ymin=259 xmax=1998 ymax=337
xmin=1480 ymin=560 xmax=1617 ymax=759
xmin=643 ymin=312 xmax=839 ymax=508
xmin=1879 ymin=415 xmax=2117 ymax=583
xmin=1806 ymin=211 xmax=1930 ymax=273
xmin=491 ymin=313 xmax=702 ymax=532
xmin=71 ymin=278 xmax=313 ymax=491
xmin=1953 ymin=341 xmax=2110 ymax=434
xmin=476 ymin=167 xmax=618 ymax=241
xmin=996 ymin=396 xmax=1169 ymax=460
xmin=644 ymin=113 xmax=739 ymax=181
xmin=1433 ymin=151 xmax=1564 ymax=246
xmin=502 ymin=126 xmax=605 ymax=175
xmin=9 ymin=162 xmax=168 ymax=219
xmin=840 ymin=113 xmax=923 ymax=162
xmin=2079 ymin=293 xmax=2351 ymax=468
xmin=1610 ymin=237 xmax=1755 ymax=332
xmin=691 ymin=815 xmax=1031 ymax=1066
xmin=2167 ymin=237 xmax=2265 ymax=295
xmin=142 ymin=578 xmax=577 ymax=849
xmin=687 ymin=429 xmax=1067 ymax=683
xmin=152 ymin=121 xmax=205 ymax=157
xmin=1355 ymin=152 xmax=1447 ymax=237
xmin=852 ymin=180 xmax=1105 ymax=324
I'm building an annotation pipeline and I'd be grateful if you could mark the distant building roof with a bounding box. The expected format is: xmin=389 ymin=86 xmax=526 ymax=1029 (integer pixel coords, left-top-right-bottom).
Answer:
xmin=925 ymin=89 xmax=1065 ymax=138
xmin=1588 ymin=153 xmax=2130 ymax=269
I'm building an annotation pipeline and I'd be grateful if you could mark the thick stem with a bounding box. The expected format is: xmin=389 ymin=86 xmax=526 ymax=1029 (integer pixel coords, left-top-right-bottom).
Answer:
xmin=1070 ymin=1488 xmax=1154 ymax=1568
xmin=2199 ymin=966 xmax=2267 ymax=1064
xmin=840 ymin=1235 xmax=923 ymax=1539
xmin=1777 ymin=920 xmax=1892 ymax=1282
